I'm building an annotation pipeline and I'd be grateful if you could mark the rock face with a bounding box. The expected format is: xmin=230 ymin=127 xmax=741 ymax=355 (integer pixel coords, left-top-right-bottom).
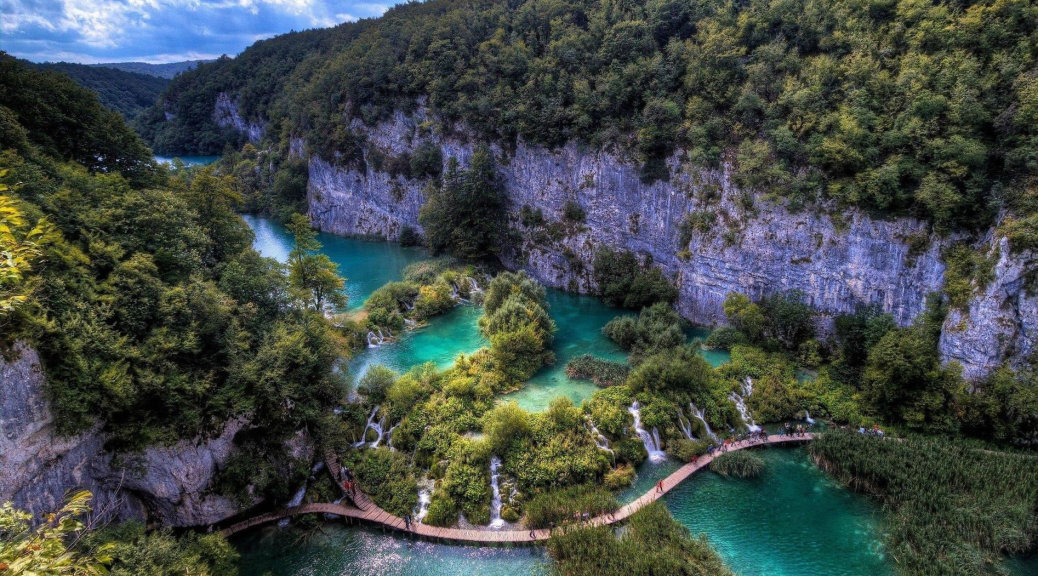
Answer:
xmin=305 ymin=108 xmax=1033 ymax=379
xmin=213 ymin=92 xmax=263 ymax=143
xmin=0 ymin=344 xmax=243 ymax=526
xmin=939 ymin=237 xmax=1037 ymax=381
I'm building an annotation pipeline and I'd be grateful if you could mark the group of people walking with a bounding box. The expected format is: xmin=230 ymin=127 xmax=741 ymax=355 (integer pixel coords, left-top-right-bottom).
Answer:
xmin=783 ymin=422 xmax=810 ymax=437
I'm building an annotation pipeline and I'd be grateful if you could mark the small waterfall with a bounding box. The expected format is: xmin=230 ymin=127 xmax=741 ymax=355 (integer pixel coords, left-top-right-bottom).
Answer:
xmin=404 ymin=318 xmax=417 ymax=327
xmin=449 ymin=282 xmax=470 ymax=303
xmin=366 ymin=327 xmax=392 ymax=348
xmin=729 ymin=378 xmax=761 ymax=432
xmin=586 ymin=419 xmax=614 ymax=456
xmin=677 ymin=411 xmax=695 ymax=440
xmin=402 ymin=299 xmax=415 ymax=311
xmin=628 ymin=401 xmax=667 ymax=462
xmin=278 ymin=481 xmax=308 ymax=527
xmin=415 ymin=488 xmax=432 ymax=523
xmin=690 ymin=403 xmax=718 ymax=440
xmin=468 ymin=277 xmax=482 ymax=294
xmin=385 ymin=422 xmax=400 ymax=450
xmin=353 ymin=406 xmax=387 ymax=448
xmin=489 ymin=456 xmax=506 ymax=528
xmin=804 ymin=410 xmax=816 ymax=425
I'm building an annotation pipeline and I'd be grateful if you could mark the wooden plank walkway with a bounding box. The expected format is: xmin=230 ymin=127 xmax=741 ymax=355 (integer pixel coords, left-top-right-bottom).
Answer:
xmin=221 ymin=434 xmax=814 ymax=543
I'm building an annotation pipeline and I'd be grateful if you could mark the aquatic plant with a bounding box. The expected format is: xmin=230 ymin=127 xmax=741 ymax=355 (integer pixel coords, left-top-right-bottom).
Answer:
xmin=566 ymin=354 xmax=629 ymax=387
xmin=709 ymin=450 xmax=765 ymax=479
xmin=523 ymin=484 xmax=618 ymax=529
xmin=810 ymin=430 xmax=1038 ymax=576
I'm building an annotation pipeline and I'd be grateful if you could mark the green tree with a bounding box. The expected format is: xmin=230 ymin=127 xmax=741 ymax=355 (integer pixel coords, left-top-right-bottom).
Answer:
xmin=418 ymin=146 xmax=506 ymax=261
xmin=286 ymin=213 xmax=347 ymax=312
xmin=0 ymin=491 xmax=111 ymax=575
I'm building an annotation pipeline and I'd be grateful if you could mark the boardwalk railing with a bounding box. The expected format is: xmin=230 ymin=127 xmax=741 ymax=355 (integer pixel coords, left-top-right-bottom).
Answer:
xmin=222 ymin=434 xmax=814 ymax=543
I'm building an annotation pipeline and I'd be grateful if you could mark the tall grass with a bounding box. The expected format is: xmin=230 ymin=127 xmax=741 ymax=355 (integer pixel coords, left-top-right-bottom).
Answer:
xmin=547 ymin=502 xmax=735 ymax=576
xmin=566 ymin=354 xmax=629 ymax=387
xmin=523 ymin=484 xmax=618 ymax=529
xmin=709 ymin=450 xmax=765 ymax=478
xmin=810 ymin=431 xmax=1038 ymax=576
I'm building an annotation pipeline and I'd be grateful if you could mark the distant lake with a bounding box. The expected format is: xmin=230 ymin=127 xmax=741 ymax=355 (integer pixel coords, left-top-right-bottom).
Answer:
xmin=154 ymin=155 xmax=220 ymax=166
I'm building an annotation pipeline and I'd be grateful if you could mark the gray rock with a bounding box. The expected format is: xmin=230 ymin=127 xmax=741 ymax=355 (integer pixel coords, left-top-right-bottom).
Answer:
xmin=213 ymin=92 xmax=264 ymax=143
xmin=0 ymin=343 xmax=249 ymax=526
xmin=304 ymin=108 xmax=1033 ymax=380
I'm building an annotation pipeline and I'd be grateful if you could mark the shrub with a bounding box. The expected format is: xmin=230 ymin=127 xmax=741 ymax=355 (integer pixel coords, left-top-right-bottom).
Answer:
xmin=424 ymin=491 xmax=458 ymax=527
xmin=704 ymin=326 xmax=747 ymax=350
xmin=563 ymin=200 xmax=586 ymax=223
xmin=603 ymin=303 xmax=685 ymax=363
xmin=344 ymin=448 xmax=418 ymax=517
xmin=399 ymin=225 xmax=422 ymax=246
xmin=603 ymin=464 xmax=637 ymax=490
xmin=668 ymin=438 xmax=710 ymax=462
xmin=709 ymin=450 xmax=765 ymax=478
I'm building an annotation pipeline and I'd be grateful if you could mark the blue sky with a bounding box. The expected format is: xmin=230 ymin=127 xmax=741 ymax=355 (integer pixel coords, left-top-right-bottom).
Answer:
xmin=1 ymin=0 xmax=393 ymax=63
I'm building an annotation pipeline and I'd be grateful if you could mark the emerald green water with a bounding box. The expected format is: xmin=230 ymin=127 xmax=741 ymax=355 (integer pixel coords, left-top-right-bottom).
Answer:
xmin=243 ymin=214 xmax=726 ymax=409
xmin=238 ymin=214 xmax=902 ymax=576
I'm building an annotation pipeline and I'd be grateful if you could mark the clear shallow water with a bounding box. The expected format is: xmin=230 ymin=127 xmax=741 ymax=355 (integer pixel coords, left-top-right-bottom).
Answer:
xmin=233 ymin=524 xmax=552 ymax=576
xmin=243 ymin=214 xmax=429 ymax=310
xmin=666 ymin=447 xmax=891 ymax=576
xmin=155 ymin=154 xmax=221 ymax=166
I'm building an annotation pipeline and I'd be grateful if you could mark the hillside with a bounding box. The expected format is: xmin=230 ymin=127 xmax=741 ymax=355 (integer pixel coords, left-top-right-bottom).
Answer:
xmin=140 ymin=0 xmax=1037 ymax=235
xmin=92 ymin=59 xmax=210 ymax=79
xmin=36 ymin=61 xmax=169 ymax=120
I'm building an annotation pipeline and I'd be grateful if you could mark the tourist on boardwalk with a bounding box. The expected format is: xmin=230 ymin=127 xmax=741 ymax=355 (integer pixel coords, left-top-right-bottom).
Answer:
xmin=656 ymin=480 xmax=664 ymax=493
xmin=404 ymin=514 xmax=411 ymax=531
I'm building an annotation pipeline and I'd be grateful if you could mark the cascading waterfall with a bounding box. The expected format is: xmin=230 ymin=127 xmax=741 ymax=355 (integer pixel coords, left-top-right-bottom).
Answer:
xmin=586 ymin=419 xmax=614 ymax=457
xmin=278 ymin=462 xmax=321 ymax=527
xmin=489 ymin=456 xmax=506 ymax=528
xmin=677 ymin=410 xmax=695 ymax=440
xmin=385 ymin=423 xmax=400 ymax=450
xmin=415 ymin=488 xmax=432 ymax=523
xmin=628 ymin=401 xmax=667 ymax=462
xmin=804 ymin=410 xmax=816 ymax=424
xmin=366 ymin=327 xmax=392 ymax=348
xmin=729 ymin=377 xmax=761 ymax=432
xmin=468 ymin=277 xmax=482 ymax=294
xmin=690 ymin=402 xmax=718 ymax=440
xmin=353 ymin=406 xmax=388 ymax=448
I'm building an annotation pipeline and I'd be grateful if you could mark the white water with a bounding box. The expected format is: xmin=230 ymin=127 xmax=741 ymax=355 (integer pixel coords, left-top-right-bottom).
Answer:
xmin=628 ymin=401 xmax=667 ymax=462
xmin=804 ymin=410 xmax=816 ymax=425
xmin=366 ymin=327 xmax=392 ymax=348
xmin=690 ymin=402 xmax=719 ymax=440
xmin=729 ymin=377 xmax=761 ymax=432
xmin=488 ymin=456 xmax=506 ymax=528
xmin=415 ymin=487 xmax=432 ymax=523
xmin=353 ymin=406 xmax=388 ymax=448
xmin=586 ymin=419 xmax=614 ymax=456
xmin=677 ymin=410 xmax=695 ymax=440
xmin=278 ymin=481 xmax=308 ymax=527
xmin=385 ymin=422 xmax=400 ymax=450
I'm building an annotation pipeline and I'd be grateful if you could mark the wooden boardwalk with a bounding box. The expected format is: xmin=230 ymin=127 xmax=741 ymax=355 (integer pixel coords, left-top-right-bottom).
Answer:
xmin=221 ymin=434 xmax=814 ymax=544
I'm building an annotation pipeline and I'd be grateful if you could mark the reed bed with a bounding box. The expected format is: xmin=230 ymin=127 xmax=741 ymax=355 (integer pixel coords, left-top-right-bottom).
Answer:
xmin=810 ymin=430 xmax=1038 ymax=576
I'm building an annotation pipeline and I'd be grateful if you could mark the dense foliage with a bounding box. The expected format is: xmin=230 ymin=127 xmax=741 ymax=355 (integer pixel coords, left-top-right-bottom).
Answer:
xmin=142 ymin=0 xmax=1038 ymax=233
xmin=523 ymin=484 xmax=617 ymax=529
xmin=811 ymin=431 xmax=1038 ymax=576
xmin=547 ymin=502 xmax=736 ymax=576
xmin=0 ymin=60 xmax=346 ymax=506
xmin=1 ymin=55 xmax=158 ymax=187
xmin=479 ymin=271 xmax=557 ymax=383
xmin=603 ymin=302 xmax=685 ymax=363
xmin=593 ymin=248 xmax=678 ymax=309
xmin=419 ymin=146 xmax=507 ymax=261
xmin=0 ymin=492 xmax=237 ymax=576
xmin=35 ymin=62 xmax=169 ymax=121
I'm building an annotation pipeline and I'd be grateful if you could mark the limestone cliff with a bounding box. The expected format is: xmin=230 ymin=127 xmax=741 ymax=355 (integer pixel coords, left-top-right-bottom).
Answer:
xmin=213 ymin=92 xmax=264 ymax=143
xmin=0 ymin=344 xmax=244 ymax=526
xmin=305 ymin=109 xmax=1033 ymax=380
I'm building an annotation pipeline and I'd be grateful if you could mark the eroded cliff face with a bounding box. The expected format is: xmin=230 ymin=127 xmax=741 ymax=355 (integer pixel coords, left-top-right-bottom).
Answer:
xmin=305 ymin=109 xmax=1033 ymax=380
xmin=0 ymin=344 xmax=244 ymax=526
xmin=213 ymin=92 xmax=264 ymax=143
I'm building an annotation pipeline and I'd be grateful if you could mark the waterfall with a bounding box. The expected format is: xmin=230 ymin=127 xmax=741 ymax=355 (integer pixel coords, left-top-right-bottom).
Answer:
xmin=449 ymin=282 xmax=470 ymax=303
xmin=586 ymin=419 xmax=614 ymax=456
xmin=353 ymin=406 xmax=387 ymax=448
xmin=690 ymin=403 xmax=718 ymax=440
xmin=385 ymin=422 xmax=400 ymax=450
xmin=468 ymin=277 xmax=482 ymax=294
xmin=489 ymin=456 xmax=506 ymax=528
xmin=366 ymin=327 xmax=392 ymax=348
xmin=415 ymin=488 xmax=432 ymax=523
xmin=677 ymin=410 xmax=695 ymax=440
xmin=804 ymin=410 xmax=816 ymax=424
xmin=729 ymin=378 xmax=761 ymax=432
xmin=628 ymin=401 xmax=667 ymax=462
xmin=278 ymin=481 xmax=308 ymax=527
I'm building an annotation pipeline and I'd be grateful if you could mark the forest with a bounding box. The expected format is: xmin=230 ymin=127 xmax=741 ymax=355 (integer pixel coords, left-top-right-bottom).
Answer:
xmin=142 ymin=0 xmax=1037 ymax=240
xmin=34 ymin=62 xmax=170 ymax=121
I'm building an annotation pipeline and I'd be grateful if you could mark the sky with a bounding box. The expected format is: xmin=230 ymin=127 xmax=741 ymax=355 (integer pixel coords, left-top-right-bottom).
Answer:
xmin=1 ymin=0 xmax=393 ymax=64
